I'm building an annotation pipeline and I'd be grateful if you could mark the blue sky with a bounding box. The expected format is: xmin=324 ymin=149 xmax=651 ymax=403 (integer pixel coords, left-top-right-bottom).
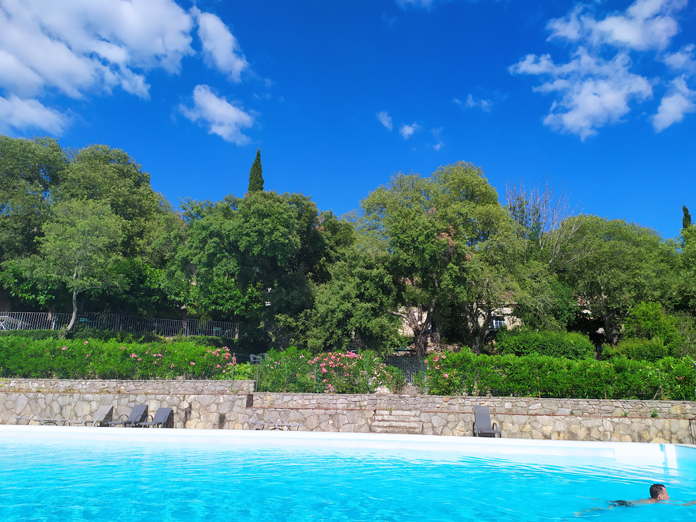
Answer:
xmin=1 ymin=0 xmax=695 ymax=239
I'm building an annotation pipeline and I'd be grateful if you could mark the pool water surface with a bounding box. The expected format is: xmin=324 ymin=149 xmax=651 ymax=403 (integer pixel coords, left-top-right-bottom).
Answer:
xmin=1 ymin=426 xmax=695 ymax=521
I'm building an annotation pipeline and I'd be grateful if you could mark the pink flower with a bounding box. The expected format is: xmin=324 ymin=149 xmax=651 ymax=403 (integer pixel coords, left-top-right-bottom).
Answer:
xmin=444 ymin=373 xmax=448 ymax=378
xmin=190 ymin=362 xmax=195 ymax=365
xmin=84 ymin=341 xmax=88 ymax=345
xmin=222 ymin=370 xmax=226 ymax=373
xmin=86 ymin=354 xmax=90 ymax=358
xmin=170 ymin=364 xmax=175 ymax=368
xmin=137 ymin=358 xmax=142 ymax=361
xmin=61 ymin=346 xmax=67 ymax=351
xmin=131 ymin=353 xmax=137 ymax=358
xmin=217 ymin=364 xmax=221 ymax=368
xmin=120 ymin=346 xmax=125 ymax=350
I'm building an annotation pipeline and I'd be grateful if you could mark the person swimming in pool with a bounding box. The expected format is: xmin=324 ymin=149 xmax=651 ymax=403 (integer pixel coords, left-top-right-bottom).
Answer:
xmin=609 ymin=483 xmax=670 ymax=507
xmin=579 ymin=484 xmax=674 ymax=514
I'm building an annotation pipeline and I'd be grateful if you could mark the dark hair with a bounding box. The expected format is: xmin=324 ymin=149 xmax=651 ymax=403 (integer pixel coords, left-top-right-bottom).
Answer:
xmin=650 ymin=484 xmax=666 ymax=499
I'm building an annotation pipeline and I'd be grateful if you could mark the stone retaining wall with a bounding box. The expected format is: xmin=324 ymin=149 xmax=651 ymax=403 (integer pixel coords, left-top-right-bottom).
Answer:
xmin=1 ymin=378 xmax=695 ymax=443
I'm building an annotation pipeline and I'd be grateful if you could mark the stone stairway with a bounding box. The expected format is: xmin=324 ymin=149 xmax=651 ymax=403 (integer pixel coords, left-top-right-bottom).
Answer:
xmin=370 ymin=409 xmax=423 ymax=434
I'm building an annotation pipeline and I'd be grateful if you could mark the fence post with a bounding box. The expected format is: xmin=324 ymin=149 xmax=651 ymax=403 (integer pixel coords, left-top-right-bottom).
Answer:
xmin=315 ymin=362 xmax=318 ymax=393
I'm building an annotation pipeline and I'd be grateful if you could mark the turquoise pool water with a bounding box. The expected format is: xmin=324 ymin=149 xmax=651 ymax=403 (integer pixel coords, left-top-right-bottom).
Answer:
xmin=1 ymin=427 xmax=695 ymax=521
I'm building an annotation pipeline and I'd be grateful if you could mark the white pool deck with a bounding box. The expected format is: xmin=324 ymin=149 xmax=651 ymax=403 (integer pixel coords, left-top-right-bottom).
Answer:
xmin=2 ymin=424 xmax=695 ymax=470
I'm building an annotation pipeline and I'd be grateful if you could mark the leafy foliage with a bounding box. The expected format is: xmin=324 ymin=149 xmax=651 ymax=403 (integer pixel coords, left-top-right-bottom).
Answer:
xmin=426 ymin=351 xmax=695 ymax=400
xmin=496 ymin=330 xmax=595 ymax=359
xmin=247 ymin=148 xmax=264 ymax=193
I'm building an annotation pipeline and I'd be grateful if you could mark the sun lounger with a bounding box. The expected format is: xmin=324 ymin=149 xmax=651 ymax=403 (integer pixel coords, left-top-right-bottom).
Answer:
xmin=473 ymin=405 xmax=501 ymax=438
xmin=106 ymin=405 xmax=148 ymax=427
xmin=63 ymin=405 xmax=114 ymax=427
xmin=14 ymin=413 xmax=65 ymax=426
xmin=136 ymin=407 xmax=173 ymax=428
xmin=253 ymin=417 xmax=301 ymax=431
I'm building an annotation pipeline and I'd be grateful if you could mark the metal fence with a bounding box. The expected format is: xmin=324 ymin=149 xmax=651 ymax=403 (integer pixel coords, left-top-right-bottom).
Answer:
xmin=0 ymin=311 xmax=237 ymax=338
xmin=383 ymin=356 xmax=426 ymax=384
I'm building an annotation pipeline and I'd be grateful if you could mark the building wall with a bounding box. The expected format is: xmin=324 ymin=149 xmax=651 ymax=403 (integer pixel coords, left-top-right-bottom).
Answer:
xmin=1 ymin=378 xmax=694 ymax=443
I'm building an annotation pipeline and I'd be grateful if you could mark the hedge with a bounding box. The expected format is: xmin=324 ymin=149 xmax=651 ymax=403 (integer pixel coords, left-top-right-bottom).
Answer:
xmin=0 ymin=336 xmax=238 ymax=380
xmin=602 ymin=338 xmax=671 ymax=362
xmin=0 ymin=336 xmax=405 ymax=393
xmin=426 ymin=351 xmax=695 ymax=400
xmin=495 ymin=330 xmax=595 ymax=360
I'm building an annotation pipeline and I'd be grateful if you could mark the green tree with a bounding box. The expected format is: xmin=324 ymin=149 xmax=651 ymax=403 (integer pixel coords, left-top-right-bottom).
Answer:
xmin=0 ymin=136 xmax=67 ymax=262
xmin=683 ymin=205 xmax=692 ymax=230
xmin=283 ymin=248 xmax=401 ymax=354
xmin=558 ymin=216 xmax=679 ymax=345
xmin=54 ymin=144 xmax=162 ymax=258
xmin=28 ymin=200 xmax=126 ymax=331
xmin=359 ymin=162 xmax=523 ymax=354
xmin=248 ymin=148 xmax=264 ymax=193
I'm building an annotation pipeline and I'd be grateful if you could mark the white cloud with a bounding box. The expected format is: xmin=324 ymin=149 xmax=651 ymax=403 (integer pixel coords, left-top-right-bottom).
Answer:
xmin=653 ymin=76 xmax=696 ymax=131
xmin=179 ymin=85 xmax=254 ymax=145
xmin=377 ymin=111 xmax=393 ymax=130
xmin=0 ymin=95 xmax=67 ymax=135
xmin=431 ymin=127 xmax=444 ymax=150
xmin=0 ymin=0 xmax=196 ymax=100
xmin=664 ymin=44 xmax=696 ymax=75
xmin=192 ymin=7 xmax=248 ymax=83
xmin=0 ymin=0 xmax=253 ymax=135
xmin=511 ymin=0 xmax=696 ymax=137
xmin=462 ymin=94 xmax=492 ymax=112
xmin=547 ymin=0 xmax=687 ymax=51
xmin=399 ymin=123 xmax=420 ymax=139
xmin=511 ymin=48 xmax=652 ymax=139
xmin=395 ymin=0 xmax=434 ymax=8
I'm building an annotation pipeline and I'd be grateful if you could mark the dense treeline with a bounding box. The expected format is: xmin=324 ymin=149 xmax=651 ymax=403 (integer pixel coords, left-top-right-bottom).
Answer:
xmin=2 ymin=135 xmax=696 ymax=361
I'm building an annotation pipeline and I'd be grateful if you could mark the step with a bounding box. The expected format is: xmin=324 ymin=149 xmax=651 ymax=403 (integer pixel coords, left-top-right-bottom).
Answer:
xmin=371 ymin=425 xmax=422 ymax=434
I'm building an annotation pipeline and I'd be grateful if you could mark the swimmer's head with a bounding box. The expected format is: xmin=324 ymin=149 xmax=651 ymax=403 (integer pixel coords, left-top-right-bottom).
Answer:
xmin=650 ymin=484 xmax=669 ymax=500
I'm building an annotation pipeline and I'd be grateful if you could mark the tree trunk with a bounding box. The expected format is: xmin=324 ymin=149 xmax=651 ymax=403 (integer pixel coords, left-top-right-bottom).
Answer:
xmin=66 ymin=287 xmax=78 ymax=332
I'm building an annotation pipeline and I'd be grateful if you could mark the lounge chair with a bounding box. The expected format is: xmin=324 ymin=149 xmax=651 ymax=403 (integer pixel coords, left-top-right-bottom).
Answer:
xmin=137 ymin=407 xmax=174 ymax=428
xmin=64 ymin=405 xmax=114 ymax=427
xmin=106 ymin=405 xmax=148 ymax=427
xmin=473 ymin=405 xmax=501 ymax=438
xmin=253 ymin=416 xmax=301 ymax=431
xmin=14 ymin=413 xmax=65 ymax=426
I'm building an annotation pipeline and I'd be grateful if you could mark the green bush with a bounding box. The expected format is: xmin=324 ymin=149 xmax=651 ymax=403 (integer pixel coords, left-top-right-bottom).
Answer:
xmin=496 ymin=330 xmax=595 ymax=360
xmin=255 ymin=347 xmax=405 ymax=393
xmin=0 ymin=336 xmax=238 ymax=380
xmin=0 ymin=330 xmax=62 ymax=341
xmin=624 ymin=302 xmax=678 ymax=345
xmin=425 ymin=351 xmax=695 ymax=400
xmin=603 ymin=338 xmax=671 ymax=362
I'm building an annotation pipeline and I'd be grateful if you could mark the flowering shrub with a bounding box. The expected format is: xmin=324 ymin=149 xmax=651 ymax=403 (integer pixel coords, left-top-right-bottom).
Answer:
xmin=0 ymin=336 xmax=241 ymax=380
xmin=426 ymin=350 xmax=696 ymax=400
xmin=255 ymin=347 xmax=404 ymax=393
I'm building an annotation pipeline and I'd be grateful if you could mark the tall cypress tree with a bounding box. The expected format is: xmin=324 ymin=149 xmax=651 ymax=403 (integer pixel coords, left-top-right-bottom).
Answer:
xmin=683 ymin=205 xmax=692 ymax=229
xmin=248 ymin=149 xmax=264 ymax=193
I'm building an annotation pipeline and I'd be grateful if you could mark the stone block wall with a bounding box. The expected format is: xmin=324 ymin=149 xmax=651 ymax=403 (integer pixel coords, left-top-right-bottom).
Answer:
xmin=1 ymin=378 xmax=695 ymax=443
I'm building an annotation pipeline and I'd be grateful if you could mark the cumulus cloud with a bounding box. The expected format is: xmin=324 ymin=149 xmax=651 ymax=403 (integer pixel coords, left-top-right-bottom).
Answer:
xmin=395 ymin=0 xmax=434 ymax=8
xmin=455 ymin=94 xmax=493 ymax=112
xmin=653 ymin=77 xmax=696 ymax=131
xmin=0 ymin=0 xmax=195 ymax=100
xmin=399 ymin=123 xmax=420 ymax=139
xmin=179 ymin=85 xmax=254 ymax=145
xmin=192 ymin=7 xmax=248 ymax=83
xmin=511 ymin=0 xmax=695 ymax=137
xmin=431 ymin=127 xmax=444 ymax=151
xmin=0 ymin=95 xmax=67 ymax=135
xmin=377 ymin=111 xmax=393 ymax=130
xmin=664 ymin=44 xmax=696 ymax=75
xmin=0 ymin=0 xmax=253 ymax=138
xmin=547 ymin=0 xmax=686 ymax=51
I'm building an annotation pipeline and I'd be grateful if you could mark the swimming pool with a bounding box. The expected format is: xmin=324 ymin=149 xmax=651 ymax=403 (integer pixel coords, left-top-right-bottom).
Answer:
xmin=1 ymin=425 xmax=695 ymax=521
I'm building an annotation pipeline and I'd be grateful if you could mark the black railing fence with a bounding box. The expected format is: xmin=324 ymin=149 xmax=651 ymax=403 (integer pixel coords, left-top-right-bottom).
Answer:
xmin=0 ymin=312 xmax=237 ymax=338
